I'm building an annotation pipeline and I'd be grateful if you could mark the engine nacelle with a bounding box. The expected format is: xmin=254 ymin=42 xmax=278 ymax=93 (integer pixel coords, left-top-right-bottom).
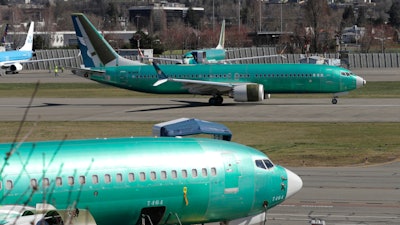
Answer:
xmin=231 ymin=84 xmax=264 ymax=102
xmin=0 ymin=204 xmax=97 ymax=225
xmin=9 ymin=63 xmax=23 ymax=72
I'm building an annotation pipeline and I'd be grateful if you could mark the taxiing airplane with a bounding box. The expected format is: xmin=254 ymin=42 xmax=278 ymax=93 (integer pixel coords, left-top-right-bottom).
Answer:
xmin=0 ymin=135 xmax=303 ymax=225
xmin=71 ymin=13 xmax=366 ymax=105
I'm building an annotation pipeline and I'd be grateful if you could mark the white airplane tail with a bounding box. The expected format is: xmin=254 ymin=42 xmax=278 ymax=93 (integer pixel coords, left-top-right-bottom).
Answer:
xmin=215 ymin=20 xmax=225 ymax=49
xmin=71 ymin=13 xmax=145 ymax=68
xmin=19 ymin=22 xmax=34 ymax=51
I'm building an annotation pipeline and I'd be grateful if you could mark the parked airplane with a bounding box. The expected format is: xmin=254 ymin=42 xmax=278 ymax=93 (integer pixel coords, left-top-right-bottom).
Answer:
xmin=0 ymin=135 xmax=303 ymax=225
xmin=0 ymin=22 xmax=35 ymax=73
xmin=0 ymin=22 xmax=78 ymax=74
xmin=71 ymin=13 xmax=366 ymax=105
xmin=150 ymin=20 xmax=284 ymax=65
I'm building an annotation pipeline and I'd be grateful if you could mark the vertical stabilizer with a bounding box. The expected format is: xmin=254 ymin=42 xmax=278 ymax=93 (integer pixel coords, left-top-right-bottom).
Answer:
xmin=215 ymin=20 xmax=225 ymax=49
xmin=19 ymin=22 xmax=34 ymax=51
xmin=71 ymin=13 xmax=144 ymax=68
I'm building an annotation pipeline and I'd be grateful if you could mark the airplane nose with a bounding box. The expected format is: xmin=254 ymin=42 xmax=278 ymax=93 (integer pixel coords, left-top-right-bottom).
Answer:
xmin=285 ymin=168 xmax=303 ymax=199
xmin=356 ymin=76 xmax=366 ymax=88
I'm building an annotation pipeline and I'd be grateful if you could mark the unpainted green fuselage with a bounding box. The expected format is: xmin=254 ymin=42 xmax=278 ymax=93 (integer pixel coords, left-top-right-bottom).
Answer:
xmin=0 ymin=137 xmax=290 ymax=225
xmin=89 ymin=63 xmax=359 ymax=95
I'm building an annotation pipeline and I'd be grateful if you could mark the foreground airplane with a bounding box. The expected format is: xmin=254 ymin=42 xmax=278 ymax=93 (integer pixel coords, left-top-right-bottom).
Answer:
xmin=0 ymin=135 xmax=303 ymax=225
xmin=71 ymin=13 xmax=366 ymax=105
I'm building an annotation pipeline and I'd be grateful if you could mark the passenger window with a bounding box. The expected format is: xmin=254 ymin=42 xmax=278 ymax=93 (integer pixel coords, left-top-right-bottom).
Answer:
xmin=202 ymin=168 xmax=207 ymax=177
xmin=79 ymin=176 xmax=86 ymax=184
xmin=31 ymin=179 xmax=38 ymax=189
xmin=104 ymin=174 xmax=111 ymax=184
xmin=43 ymin=178 xmax=50 ymax=187
xmin=6 ymin=180 xmax=13 ymax=190
xmin=150 ymin=171 xmax=156 ymax=180
xmin=68 ymin=176 xmax=74 ymax=186
xmin=211 ymin=167 xmax=217 ymax=176
xmin=92 ymin=175 xmax=98 ymax=184
xmin=116 ymin=173 xmax=123 ymax=182
xmin=182 ymin=169 xmax=188 ymax=178
xmin=161 ymin=171 xmax=167 ymax=180
xmin=128 ymin=173 xmax=135 ymax=182
xmin=192 ymin=169 xmax=198 ymax=178
xmin=56 ymin=177 xmax=62 ymax=186
xmin=140 ymin=172 xmax=146 ymax=181
xmin=171 ymin=170 xmax=177 ymax=179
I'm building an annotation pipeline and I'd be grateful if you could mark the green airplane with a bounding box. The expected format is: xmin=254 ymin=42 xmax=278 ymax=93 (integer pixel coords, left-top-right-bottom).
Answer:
xmin=157 ymin=20 xmax=284 ymax=65
xmin=71 ymin=13 xmax=366 ymax=105
xmin=0 ymin=136 xmax=302 ymax=225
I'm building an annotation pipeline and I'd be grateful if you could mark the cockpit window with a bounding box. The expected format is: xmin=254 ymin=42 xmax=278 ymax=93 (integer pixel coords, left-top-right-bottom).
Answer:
xmin=255 ymin=159 xmax=274 ymax=170
xmin=256 ymin=160 xmax=266 ymax=169
xmin=263 ymin=159 xmax=274 ymax=169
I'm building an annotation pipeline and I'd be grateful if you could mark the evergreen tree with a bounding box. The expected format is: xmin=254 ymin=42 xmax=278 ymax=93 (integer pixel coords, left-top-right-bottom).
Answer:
xmin=388 ymin=1 xmax=400 ymax=28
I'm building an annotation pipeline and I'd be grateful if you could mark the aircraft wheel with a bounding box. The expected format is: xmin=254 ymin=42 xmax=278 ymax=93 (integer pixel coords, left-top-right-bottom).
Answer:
xmin=209 ymin=97 xmax=216 ymax=105
xmin=215 ymin=96 xmax=223 ymax=105
xmin=209 ymin=96 xmax=223 ymax=106
xmin=331 ymin=98 xmax=338 ymax=104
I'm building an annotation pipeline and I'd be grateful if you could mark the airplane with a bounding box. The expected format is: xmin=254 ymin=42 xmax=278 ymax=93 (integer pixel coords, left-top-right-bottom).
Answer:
xmin=0 ymin=22 xmax=79 ymax=74
xmin=71 ymin=13 xmax=366 ymax=105
xmin=0 ymin=135 xmax=303 ymax=225
xmin=0 ymin=22 xmax=34 ymax=73
xmin=148 ymin=20 xmax=285 ymax=65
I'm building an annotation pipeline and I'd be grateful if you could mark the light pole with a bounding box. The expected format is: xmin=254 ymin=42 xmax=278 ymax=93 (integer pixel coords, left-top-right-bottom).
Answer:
xmin=135 ymin=15 xmax=141 ymax=31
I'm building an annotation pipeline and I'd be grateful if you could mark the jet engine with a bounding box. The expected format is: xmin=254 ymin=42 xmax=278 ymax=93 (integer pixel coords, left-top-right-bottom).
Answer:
xmin=231 ymin=84 xmax=264 ymax=102
xmin=9 ymin=63 xmax=23 ymax=73
xmin=0 ymin=204 xmax=97 ymax=225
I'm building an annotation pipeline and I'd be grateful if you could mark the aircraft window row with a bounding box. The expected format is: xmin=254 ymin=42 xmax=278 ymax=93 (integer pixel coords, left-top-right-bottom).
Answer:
xmin=254 ymin=73 xmax=324 ymax=78
xmin=131 ymin=73 xmax=331 ymax=80
xmin=255 ymin=159 xmax=274 ymax=170
xmin=340 ymin=72 xmax=353 ymax=76
xmin=0 ymin=167 xmax=218 ymax=190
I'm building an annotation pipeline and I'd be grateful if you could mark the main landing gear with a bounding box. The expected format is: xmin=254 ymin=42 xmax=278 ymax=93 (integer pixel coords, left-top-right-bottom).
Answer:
xmin=331 ymin=97 xmax=338 ymax=104
xmin=208 ymin=95 xmax=223 ymax=106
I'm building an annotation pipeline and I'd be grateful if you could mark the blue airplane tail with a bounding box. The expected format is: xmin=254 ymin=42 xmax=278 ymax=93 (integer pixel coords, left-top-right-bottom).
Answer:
xmin=71 ymin=13 xmax=144 ymax=68
xmin=19 ymin=22 xmax=34 ymax=51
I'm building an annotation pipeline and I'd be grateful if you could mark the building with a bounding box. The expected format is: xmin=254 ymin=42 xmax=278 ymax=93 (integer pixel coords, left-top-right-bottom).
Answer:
xmin=128 ymin=1 xmax=204 ymax=33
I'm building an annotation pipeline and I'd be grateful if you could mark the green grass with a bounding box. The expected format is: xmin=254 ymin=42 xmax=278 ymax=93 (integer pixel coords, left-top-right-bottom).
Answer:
xmin=0 ymin=81 xmax=399 ymax=98
xmin=1 ymin=121 xmax=399 ymax=167
xmin=0 ymin=81 xmax=399 ymax=167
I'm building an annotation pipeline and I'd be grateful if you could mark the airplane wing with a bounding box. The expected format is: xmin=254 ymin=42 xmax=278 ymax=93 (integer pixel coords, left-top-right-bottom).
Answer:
xmin=152 ymin=62 xmax=236 ymax=95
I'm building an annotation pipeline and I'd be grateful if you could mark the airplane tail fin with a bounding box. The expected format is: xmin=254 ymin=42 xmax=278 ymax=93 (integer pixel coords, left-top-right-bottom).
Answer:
xmin=215 ymin=20 xmax=225 ymax=49
xmin=19 ymin=22 xmax=34 ymax=51
xmin=71 ymin=13 xmax=144 ymax=68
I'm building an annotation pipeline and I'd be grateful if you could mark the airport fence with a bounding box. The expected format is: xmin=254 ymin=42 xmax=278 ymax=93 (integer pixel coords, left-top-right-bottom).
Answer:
xmin=24 ymin=48 xmax=400 ymax=70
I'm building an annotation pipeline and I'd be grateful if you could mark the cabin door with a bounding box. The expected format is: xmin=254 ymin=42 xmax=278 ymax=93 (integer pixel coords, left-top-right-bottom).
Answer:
xmin=137 ymin=206 xmax=166 ymax=225
xmin=119 ymin=71 xmax=128 ymax=85
xmin=221 ymin=153 xmax=240 ymax=194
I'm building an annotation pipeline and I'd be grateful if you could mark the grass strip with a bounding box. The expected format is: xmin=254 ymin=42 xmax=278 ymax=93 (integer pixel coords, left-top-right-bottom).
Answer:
xmin=0 ymin=121 xmax=398 ymax=167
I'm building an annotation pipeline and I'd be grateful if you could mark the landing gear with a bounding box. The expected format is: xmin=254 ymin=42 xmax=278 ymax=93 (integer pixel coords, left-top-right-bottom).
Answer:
xmin=331 ymin=98 xmax=338 ymax=104
xmin=208 ymin=95 xmax=223 ymax=105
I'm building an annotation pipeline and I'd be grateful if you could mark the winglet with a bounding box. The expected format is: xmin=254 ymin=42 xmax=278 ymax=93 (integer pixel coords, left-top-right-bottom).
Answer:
xmin=19 ymin=22 xmax=34 ymax=51
xmin=152 ymin=62 xmax=169 ymax=86
xmin=215 ymin=20 xmax=225 ymax=49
